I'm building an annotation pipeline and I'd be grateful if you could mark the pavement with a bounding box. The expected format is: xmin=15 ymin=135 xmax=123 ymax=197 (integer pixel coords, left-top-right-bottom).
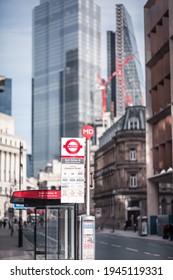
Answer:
xmin=99 ymin=228 xmax=173 ymax=243
xmin=0 ymin=226 xmax=34 ymax=260
xmin=0 ymin=226 xmax=172 ymax=260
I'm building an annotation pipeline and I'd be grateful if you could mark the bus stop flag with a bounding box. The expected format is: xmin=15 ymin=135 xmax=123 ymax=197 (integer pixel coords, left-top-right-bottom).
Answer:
xmin=61 ymin=138 xmax=85 ymax=203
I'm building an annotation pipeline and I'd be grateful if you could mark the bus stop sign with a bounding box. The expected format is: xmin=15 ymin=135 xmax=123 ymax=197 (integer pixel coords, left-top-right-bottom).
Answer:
xmin=82 ymin=125 xmax=94 ymax=140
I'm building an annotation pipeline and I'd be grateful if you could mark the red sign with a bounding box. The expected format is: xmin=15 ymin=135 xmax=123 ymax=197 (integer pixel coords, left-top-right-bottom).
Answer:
xmin=82 ymin=125 xmax=94 ymax=140
xmin=13 ymin=190 xmax=61 ymax=199
xmin=63 ymin=139 xmax=82 ymax=154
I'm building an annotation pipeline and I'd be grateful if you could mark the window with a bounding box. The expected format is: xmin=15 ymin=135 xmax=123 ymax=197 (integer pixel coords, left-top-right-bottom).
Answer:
xmin=130 ymin=149 xmax=136 ymax=160
xmin=130 ymin=174 xmax=137 ymax=188
xmin=160 ymin=199 xmax=167 ymax=214
xmin=128 ymin=200 xmax=139 ymax=207
xmin=128 ymin=117 xmax=139 ymax=130
xmin=171 ymin=199 xmax=173 ymax=215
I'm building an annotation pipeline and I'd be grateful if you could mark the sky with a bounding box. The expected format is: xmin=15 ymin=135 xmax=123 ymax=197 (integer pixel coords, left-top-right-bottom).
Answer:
xmin=0 ymin=0 xmax=147 ymax=154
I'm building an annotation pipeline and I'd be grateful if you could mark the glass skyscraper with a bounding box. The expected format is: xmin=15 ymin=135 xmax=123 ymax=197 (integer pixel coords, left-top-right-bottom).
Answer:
xmin=32 ymin=0 xmax=101 ymax=177
xmin=0 ymin=76 xmax=12 ymax=116
xmin=107 ymin=31 xmax=116 ymax=118
xmin=115 ymin=4 xmax=144 ymax=117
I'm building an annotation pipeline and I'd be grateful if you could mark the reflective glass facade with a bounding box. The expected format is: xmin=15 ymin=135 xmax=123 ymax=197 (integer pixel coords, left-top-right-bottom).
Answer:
xmin=32 ymin=0 xmax=101 ymax=177
xmin=0 ymin=76 xmax=12 ymax=116
xmin=116 ymin=4 xmax=144 ymax=117
xmin=107 ymin=31 xmax=116 ymax=118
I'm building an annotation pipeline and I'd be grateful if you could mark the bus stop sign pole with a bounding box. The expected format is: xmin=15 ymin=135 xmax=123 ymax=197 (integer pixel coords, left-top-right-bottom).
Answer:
xmin=78 ymin=125 xmax=95 ymax=260
xmin=82 ymin=125 xmax=94 ymax=216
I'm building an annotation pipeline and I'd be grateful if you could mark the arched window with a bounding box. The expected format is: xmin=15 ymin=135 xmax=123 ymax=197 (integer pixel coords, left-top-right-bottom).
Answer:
xmin=161 ymin=199 xmax=167 ymax=214
xmin=128 ymin=117 xmax=139 ymax=130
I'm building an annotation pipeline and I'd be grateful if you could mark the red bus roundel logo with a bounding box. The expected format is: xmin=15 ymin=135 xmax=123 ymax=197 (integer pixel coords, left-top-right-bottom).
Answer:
xmin=63 ymin=139 xmax=83 ymax=154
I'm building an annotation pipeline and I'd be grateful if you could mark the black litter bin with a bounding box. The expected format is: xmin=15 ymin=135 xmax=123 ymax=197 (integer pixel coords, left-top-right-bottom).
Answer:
xmin=162 ymin=224 xmax=169 ymax=239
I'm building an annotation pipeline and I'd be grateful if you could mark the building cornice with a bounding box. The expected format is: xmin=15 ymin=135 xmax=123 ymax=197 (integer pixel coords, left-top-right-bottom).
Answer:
xmin=146 ymin=104 xmax=171 ymax=124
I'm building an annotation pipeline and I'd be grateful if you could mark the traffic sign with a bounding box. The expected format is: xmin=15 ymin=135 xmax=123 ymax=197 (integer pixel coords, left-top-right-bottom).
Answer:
xmin=63 ymin=139 xmax=82 ymax=154
xmin=61 ymin=137 xmax=85 ymax=203
xmin=82 ymin=125 xmax=94 ymax=140
xmin=61 ymin=138 xmax=84 ymax=158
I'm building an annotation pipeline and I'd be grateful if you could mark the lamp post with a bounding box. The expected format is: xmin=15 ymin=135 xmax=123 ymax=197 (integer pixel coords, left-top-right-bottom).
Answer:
xmin=18 ymin=142 xmax=23 ymax=247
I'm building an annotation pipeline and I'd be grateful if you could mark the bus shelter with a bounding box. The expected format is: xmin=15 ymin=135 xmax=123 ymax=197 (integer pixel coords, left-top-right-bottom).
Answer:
xmin=10 ymin=189 xmax=78 ymax=260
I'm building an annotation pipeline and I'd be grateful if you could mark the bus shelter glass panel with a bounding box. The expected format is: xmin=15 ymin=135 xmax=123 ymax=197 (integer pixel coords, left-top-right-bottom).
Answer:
xmin=35 ymin=208 xmax=46 ymax=259
xmin=46 ymin=206 xmax=75 ymax=259
xmin=35 ymin=206 xmax=76 ymax=260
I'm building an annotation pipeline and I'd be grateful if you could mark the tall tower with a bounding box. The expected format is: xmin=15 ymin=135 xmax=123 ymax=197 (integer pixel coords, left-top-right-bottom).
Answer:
xmin=107 ymin=31 xmax=116 ymax=117
xmin=0 ymin=76 xmax=12 ymax=116
xmin=32 ymin=0 xmax=101 ymax=177
xmin=115 ymin=4 xmax=144 ymax=117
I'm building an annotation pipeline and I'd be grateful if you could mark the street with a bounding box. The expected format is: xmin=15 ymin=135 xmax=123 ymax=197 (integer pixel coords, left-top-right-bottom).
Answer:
xmin=95 ymin=231 xmax=173 ymax=260
xmin=23 ymin=225 xmax=173 ymax=260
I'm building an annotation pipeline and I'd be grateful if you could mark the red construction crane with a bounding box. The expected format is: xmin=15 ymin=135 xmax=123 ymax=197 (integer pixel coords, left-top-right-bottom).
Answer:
xmin=98 ymin=53 xmax=136 ymax=113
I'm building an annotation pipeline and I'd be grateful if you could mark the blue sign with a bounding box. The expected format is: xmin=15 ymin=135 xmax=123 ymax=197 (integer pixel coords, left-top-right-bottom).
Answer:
xmin=13 ymin=204 xmax=31 ymax=210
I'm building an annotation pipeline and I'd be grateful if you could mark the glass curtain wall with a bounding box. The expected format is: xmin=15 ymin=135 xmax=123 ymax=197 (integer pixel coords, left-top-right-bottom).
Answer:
xmin=32 ymin=0 xmax=101 ymax=177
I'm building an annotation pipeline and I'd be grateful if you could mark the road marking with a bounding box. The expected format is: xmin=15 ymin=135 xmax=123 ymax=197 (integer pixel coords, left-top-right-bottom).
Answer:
xmin=144 ymin=252 xmax=151 ymax=255
xmin=100 ymin=241 xmax=108 ymax=245
xmin=111 ymin=244 xmax=121 ymax=248
xmin=27 ymin=227 xmax=58 ymax=242
xmin=125 ymin=247 xmax=138 ymax=252
xmin=27 ymin=228 xmax=34 ymax=232
xmin=153 ymin=254 xmax=160 ymax=257
xmin=109 ymin=235 xmax=117 ymax=239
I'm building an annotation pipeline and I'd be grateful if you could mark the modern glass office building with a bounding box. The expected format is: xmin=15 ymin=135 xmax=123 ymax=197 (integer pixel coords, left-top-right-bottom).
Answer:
xmin=32 ymin=0 xmax=101 ymax=177
xmin=0 ymin=76 xmax=12 ymax=116
xmin=115 ymin=4 xmax=144 ymax=117
xmin=107 ymin=31 xmax=116 ymax=118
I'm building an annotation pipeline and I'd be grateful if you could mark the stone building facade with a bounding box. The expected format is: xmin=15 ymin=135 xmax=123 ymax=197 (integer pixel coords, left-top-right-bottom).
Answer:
xmin=94 ymin=106 xmax=146 ymax=229
xmin=0 ymin=113 xmax=26 ymax=220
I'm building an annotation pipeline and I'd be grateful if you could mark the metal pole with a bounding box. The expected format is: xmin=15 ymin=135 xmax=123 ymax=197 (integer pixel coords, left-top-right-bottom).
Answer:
xmin=18 ymin=142 xmax=23 ymax=247
xmin=34 ymin=207 xmax=36 ymax=260
xmin=65 ymin=208 xmax=68 ymax=259
xmin=45 ymin=207 xmax=47 ymax=260
xmin=86 ymin=139 xmax=90 ymax=216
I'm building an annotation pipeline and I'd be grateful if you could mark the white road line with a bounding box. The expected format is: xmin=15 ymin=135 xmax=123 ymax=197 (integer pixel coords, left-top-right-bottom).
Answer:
xmin=153 ymin=254 xmax=160 ymax=257
xmin=26 ymin=227 xmax=57 ymax=242
xmin=125 ymin=247 xmax=138 ymax=252
xmin=144 ymin=252 xmax=151 ymax=255
xmin=100 ymin=241 xmax=108 ymax=245
xmin=111 ymin=244 xmax=121 ymax=248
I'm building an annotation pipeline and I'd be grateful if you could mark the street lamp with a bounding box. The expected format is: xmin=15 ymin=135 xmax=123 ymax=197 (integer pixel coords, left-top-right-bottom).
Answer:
xmin=18 ymin=142 xmax=23 ymax=247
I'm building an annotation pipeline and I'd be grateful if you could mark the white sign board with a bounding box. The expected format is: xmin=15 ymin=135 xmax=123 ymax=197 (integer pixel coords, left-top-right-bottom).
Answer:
xmin=61 ymin=137 xmax=85 ymax=158
xmin=61 ymin=138 xmax=85 ymax=203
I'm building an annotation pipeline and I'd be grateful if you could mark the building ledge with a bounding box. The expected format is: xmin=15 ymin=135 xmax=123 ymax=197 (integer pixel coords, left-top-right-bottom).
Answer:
xmin=148 ymin=170 xmax=173 ymax=183
xmin=146 ymin=41 xmax=169 ymax=68
xmin=146 ymin=104 xmax=171 ymax=124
